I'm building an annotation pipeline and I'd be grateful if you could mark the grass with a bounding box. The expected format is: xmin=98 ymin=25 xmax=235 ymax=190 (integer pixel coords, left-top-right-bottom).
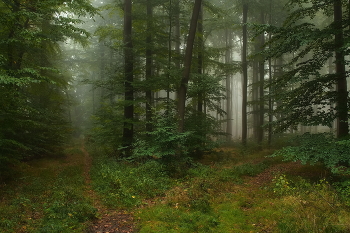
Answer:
xmin=89 ymin=147 xmax=173 ymax=208
xmin=2 ymin=141 xmax=349 ymax=232
xmin=0 ymin=146 xmax=97 ymax=233
xmin=87 ymin=144 xmax=350 ymax=233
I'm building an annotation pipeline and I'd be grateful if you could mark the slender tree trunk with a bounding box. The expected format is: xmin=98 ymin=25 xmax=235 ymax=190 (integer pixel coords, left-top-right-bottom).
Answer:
xmin=122 ymin=0 xmax=134 ymax=156
xmin=174 ymin=0 xmax=181 ymax=70
xmin=177 ymin=0 xmax=202 ymax=132
xmin=334 ymin=0 xmax=349 ymax=138
xmin=268 ymin=0 xmax=273 ymax=145
xmin=197 ymin=6 xmax=203 ymax=113
xmin=195 ymin=5 xmax=204 ymax=157
xmin=258 ymin=10 xmax=265 ymax=144
xmin=252 ymin=41 xmax=259 ymax=140
xmin=167 ymin=0 xmax=172 ymax=108
xmin=242 ymin=3 xmax=248 ymax=145
xmin=146 ymin=0 xmax=153 ymax=132
xmin=226 ymin=29 xmax=233 ymax=141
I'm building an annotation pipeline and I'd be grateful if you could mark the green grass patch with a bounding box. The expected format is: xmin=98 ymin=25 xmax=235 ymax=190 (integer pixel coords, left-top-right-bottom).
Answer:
xmin=0 ymin=147 xmax=96 ymax=233
xmin=90 ymin=153 xmax=173 ymax=207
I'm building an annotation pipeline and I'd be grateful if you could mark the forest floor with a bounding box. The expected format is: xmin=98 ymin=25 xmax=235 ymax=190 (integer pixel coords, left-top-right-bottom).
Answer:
xmin=82 ymin=144 xmax=135 ymax=233
xmin=0 ymin=142 xmax=349 ymax=232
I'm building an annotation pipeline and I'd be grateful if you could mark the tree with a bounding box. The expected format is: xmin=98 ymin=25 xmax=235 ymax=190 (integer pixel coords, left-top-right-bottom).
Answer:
xmin=241 ymin=3 xmax=248 ymax=145
xmin=259 ymin=0 xmax=349 ymax=137
xmin=145 ymin=0 xmax=153 ymax=132
xmin=333 ymin=0 xmax=348 ymax=138
xmin=0 ymin=0 xmax=97 ymax=178
xmin=177 ymin=0 xmax=203 ymax=133
xmin=122 ymin=0 xmax=134 ymax=156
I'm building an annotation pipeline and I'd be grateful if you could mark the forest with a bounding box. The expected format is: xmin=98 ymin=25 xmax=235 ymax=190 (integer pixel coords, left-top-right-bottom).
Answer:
xmin=1 ymin=0 xmax=350 ymax=232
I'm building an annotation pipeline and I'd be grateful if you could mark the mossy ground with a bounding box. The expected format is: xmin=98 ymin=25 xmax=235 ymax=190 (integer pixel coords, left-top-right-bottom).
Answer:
xmin=1 ymin=142 xmax=349 ymax=232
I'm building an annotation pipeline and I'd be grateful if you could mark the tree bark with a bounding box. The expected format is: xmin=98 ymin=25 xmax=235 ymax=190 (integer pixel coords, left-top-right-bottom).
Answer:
xmin=225 ymin=29 xmax=233 ymax=141
xmin=177 ymin=0 xmax=202 ymax=132
xmin=146 ymin=0 xmax=153 ymax=132
xmin=122 ymin=0 xmax=134 ymax=156
xmin=197 ymin=6 xmax=203 ymax=114
xmin=334 ymin=0 xmax=349 ymax=138
xmin=268 ymin=0 xmax=273 ymax=145
xmin=258 ymin=10 xmax=265 ymax=144
xmin=242 ymin=3 xmax=248 ymax=145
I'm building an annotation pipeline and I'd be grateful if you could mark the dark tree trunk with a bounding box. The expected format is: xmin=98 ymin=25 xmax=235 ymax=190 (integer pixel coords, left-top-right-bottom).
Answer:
xmin=177 ymin=0 xmax=202 ymax=132
xmin=268 ymin=0 xmax=273 ymax=145
xmin=258 ymin=10 xmax=265 ymax=144
xmin=252 ymin=41 xmax=259 ymax=140
xmin=334 ymin=0 xmax=349 ymax=138
xmin=122 ymin=0 xmax=134 ymax=156
xmin=146 ymin=0 xmax=153 ymax=132
xmin=167 ymin=0 xmax=172 ymax=107
xmin=242 ymin=3 xmax=248 ymax=145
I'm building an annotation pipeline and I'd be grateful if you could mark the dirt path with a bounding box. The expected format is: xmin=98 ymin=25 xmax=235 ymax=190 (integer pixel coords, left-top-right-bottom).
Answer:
xmin=81 ymin=144 xmax=135 ymax=233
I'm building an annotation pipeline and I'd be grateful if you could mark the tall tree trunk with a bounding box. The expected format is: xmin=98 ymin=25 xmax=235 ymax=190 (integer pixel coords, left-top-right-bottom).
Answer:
xmin=146 ymin=0 xmax=153 ymax=132
xmin=334 ymin=0 xmax=349 ymax=138
xmin=268 ymin=0 xmax=273 ymax=145
xmin=195 ymin=5 xmax=204 ymax=157
xmin=258 ymin=10 xmax=265 ymax=144
xmin=122 ymin=0 xmax=134 ymax=156
xmin=225 ymin=29 xmax=233 ymax=141
xmin=242 ymin=3 xmax=248 ymax=145
xmin=177 ymin=0 xmax=202 ymax=132
xmin=167 ymin=0 xmax=172 ymax=108
xmin=174 ymin=0 xmax=181 ymax=70
xmin=252 ymin=41 xmax=259 ymax=140
xmin=197 ymin=6 xmax=203 ymax=113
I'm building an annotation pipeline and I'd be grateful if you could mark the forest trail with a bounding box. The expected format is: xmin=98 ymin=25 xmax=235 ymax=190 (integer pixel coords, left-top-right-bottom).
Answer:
xmin=81 ymin=144 xmax=135 ymax=233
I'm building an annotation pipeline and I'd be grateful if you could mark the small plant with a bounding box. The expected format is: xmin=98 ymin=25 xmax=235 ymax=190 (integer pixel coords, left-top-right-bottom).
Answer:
xmin=272 ymin=174 xmax=294 ymax=195
xmin=334 ymin=179 xmax=350 ymax=207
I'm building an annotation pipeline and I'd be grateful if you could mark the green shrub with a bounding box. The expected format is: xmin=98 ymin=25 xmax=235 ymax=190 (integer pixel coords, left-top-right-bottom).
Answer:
xmin=271 ymin=133 xmax=350 ymax=174
xmin=132 ymin=112 xmax=191 ymax=160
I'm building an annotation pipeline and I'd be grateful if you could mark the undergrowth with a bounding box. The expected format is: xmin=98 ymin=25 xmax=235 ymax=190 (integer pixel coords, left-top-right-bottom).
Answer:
xmin=124 ymin=147 xmax=350 ymax=232
xmin=0 ymin=146 xmax=96 ymax=233
xmin=89 ymin=147 xmax=173 ymax=207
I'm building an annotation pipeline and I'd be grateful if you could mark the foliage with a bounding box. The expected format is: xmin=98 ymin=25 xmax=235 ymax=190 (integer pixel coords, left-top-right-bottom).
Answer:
xmin=133 ymin=111 xmax=192 ymax=160
xmin=0 ymin=147 xmax=96 ymax=233
xmin=255 ymin=0 xmax=350 ymax=133
xmin=89 ymin=0 xmax=229 ymax=158
xmin=89 ymin=103 xmax=125 ymax=155
xmin=334 ymin=179 xmax=350 ymax=207
xmin=271 ymin=133 xmax=350 ymax=174
xmin=0 ymin=0 xmax=98 ymax=179
xmin=90 ymin=151 xmax=172 ymax=207
xmin=135 ymin=148 xmax=350 ymax=233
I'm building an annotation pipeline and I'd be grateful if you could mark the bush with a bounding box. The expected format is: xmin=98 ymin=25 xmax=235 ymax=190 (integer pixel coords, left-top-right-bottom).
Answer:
xmin=270 ymin=133 xmax=350 ymax=174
